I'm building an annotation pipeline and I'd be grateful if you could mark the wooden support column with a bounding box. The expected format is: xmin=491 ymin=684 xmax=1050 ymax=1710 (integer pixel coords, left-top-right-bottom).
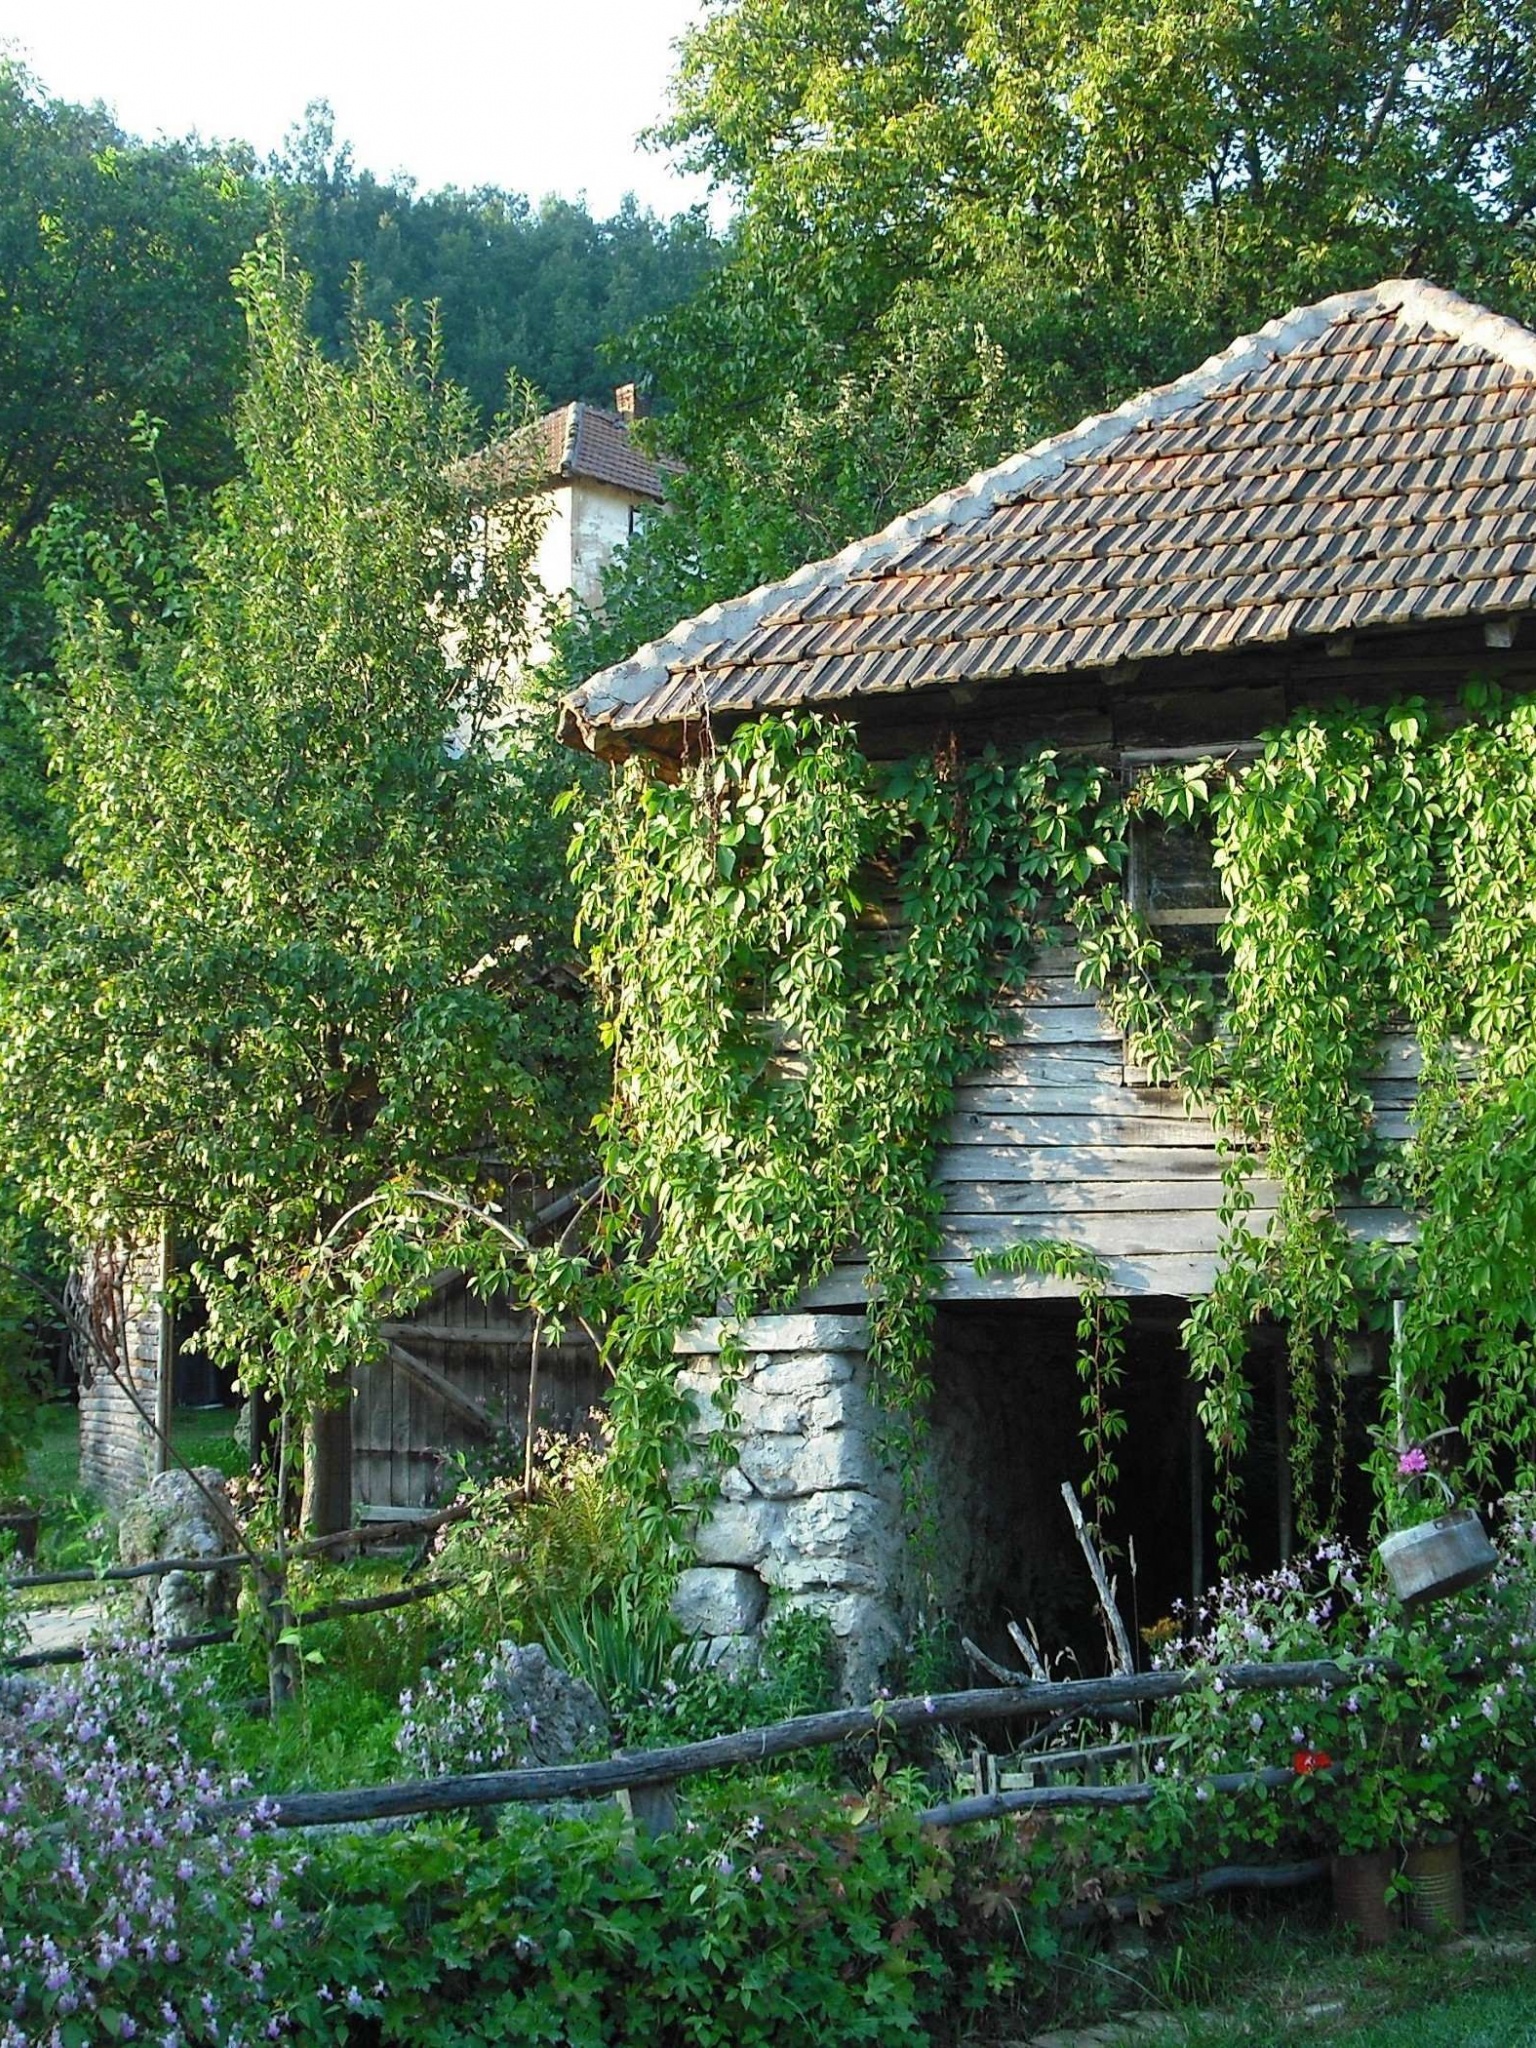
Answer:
xmin=302 ymin=1382 xmax=354 ymax=1537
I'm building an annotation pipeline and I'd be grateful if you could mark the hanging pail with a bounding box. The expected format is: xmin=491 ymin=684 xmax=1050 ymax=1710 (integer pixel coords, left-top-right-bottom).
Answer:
xmin=1402 ymin=1835 xmax=1465 ymax=1937
xmin=1377 ymin=1510 xmax=1497 ymax=1608
xmin=1330 ymin=1849 xmax=1395 ymax=1947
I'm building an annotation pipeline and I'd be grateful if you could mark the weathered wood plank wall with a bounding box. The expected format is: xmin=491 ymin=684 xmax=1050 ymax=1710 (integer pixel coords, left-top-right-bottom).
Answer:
xmin=353 ymin=1279 xmax=606 ymax=1510
xmin=801 ymin=947 xmax=1414 ymax=1308
xmin=76 ymin=1245 xmax=163 ymax=1507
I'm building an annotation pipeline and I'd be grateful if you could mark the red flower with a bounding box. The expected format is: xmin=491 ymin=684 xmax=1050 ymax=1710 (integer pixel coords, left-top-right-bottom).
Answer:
xmin=1293 ymin=1748 xmax=1332 ymax=1775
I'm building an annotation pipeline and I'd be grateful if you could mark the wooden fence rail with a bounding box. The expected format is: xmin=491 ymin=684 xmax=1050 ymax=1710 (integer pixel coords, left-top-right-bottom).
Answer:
xmin=206 ymin=1659 xmax=1385 ymax=1832
xmin=6 ymin=1507 xmax=465 ymax=1592
xmin=8 ymin=1578 xmax=453 ymax=1672
xmin=918 ymin=1762 xmax=1330 ymax=1830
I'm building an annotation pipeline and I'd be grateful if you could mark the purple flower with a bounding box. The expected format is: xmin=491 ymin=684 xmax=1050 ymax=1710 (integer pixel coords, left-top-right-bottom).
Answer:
xmin=1398 ymin=1446 xmax=1429 ymax=1475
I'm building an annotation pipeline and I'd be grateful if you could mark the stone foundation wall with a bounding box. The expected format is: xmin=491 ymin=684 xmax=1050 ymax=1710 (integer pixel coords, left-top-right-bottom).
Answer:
xmin=669 ymin=1312 xmax=905 ymax=1700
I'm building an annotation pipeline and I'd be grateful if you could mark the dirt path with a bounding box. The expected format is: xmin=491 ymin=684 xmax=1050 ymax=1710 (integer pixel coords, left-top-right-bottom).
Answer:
xmin=18 ymin=1595 xmax=118 ymax=1657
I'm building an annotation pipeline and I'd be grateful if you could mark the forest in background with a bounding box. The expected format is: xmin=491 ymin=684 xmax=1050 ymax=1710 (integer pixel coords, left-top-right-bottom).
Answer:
xmin=0 ymin=63 xmax=715 ymax=690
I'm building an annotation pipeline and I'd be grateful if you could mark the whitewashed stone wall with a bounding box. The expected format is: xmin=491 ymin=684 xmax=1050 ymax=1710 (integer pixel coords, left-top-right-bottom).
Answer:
xmin=670 ymin=1312 xmax=906 ymax=1700
xmin=77 ymin=1242 xmax=165 ymax=1508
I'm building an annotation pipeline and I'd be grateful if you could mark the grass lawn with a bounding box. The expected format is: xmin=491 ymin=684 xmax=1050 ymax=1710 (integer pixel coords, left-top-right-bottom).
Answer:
xmin=21 ymin=1397 xmax=80 ymax=1507
xmin=1112 ymin=1899 xmax=1536 ymax=2046
xmin=1171 ymin=1974 xmax=1536 ymax=2045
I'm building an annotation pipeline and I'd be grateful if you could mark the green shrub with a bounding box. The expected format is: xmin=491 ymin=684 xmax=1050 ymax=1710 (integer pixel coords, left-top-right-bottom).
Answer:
xmin=296 ymin=1784 xmax=1063 ymax=2046
xmin=432 ymin=1430 xmax=648 ymax=1653
xmin=620 ymin=1608 xmax=840 ymax=1750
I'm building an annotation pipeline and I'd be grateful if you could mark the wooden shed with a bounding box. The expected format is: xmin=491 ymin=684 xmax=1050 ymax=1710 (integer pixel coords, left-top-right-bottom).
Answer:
xmin=357 ymin=1272 xmax=606 ymax=1512
xmin=561 ymin=279 xmax=1536 ymax=1691
xmin=77 ymin=1250 xmax=604 ymax=1516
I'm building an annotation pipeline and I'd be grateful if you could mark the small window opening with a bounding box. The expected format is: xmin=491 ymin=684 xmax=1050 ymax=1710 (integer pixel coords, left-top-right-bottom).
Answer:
xmin=1129 ymin=812 xmax=1226 ymax=929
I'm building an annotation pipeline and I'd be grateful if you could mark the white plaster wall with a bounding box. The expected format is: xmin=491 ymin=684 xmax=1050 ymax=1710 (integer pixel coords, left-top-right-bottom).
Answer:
xmin=491 ymin=480 xmax=645 ymax=691
xmin=568 ymin=482 xmax=642 ymax=612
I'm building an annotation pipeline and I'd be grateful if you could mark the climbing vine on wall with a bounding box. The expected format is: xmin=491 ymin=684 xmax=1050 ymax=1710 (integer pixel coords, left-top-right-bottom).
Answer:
xmin=1080 ymin=683 xmax=1536 ymax=1564
xmin=972 ymin=1240 xmax=1130 ymax=1522
xmin=577 ymin=682 xmax=1536 ymax=1585
xmin=572 ymin=714 xmax=1124 ymax=1554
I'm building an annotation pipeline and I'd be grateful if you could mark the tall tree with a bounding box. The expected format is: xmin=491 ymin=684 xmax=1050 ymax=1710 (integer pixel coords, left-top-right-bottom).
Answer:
xmin=0 ymin=60 xmax=259 ymax=675
xmin=0 ymin=242 xmax=600 ymax=1527
xmin=0 ymin=60 xmax=261 ymax=900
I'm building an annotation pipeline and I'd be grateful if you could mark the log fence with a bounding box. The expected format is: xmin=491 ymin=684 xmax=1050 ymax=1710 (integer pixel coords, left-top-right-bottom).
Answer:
xmin=4 ymin=1505 xmax=465 ymax=1593
xmin=204 ymin=1658 xmax=1386 ymax=1832
xmin=7 ymin=1576 xmax=454 ymax=1672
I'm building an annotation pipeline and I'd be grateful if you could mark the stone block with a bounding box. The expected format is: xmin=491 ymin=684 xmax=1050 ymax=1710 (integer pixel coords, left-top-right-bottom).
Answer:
xmin=693 ymin=1497 xmax=784 ymax=1568
xmin=119 ymin=1467 xmax=240 ymax=1636
xmin=752 ymin=1351 xmax=856 ymax=1398
xmin=674 ymin=1314 xmax=869 ymax=1358
xmin=672 ymin=1566 xmax=768 ymax=1638
xmin=802 ymin=1380 xmax=872 ymax=1431
xmin=739 ymin=1426 xmax=882 ymax=1498
xmin=760 ymin=1552 xmax=886 ymax=1593
xmin=782 ymin=1486 xmax=895 ymax=1561
xmin=790 ymin=1429 xmax=881 ymax=1494
xmin=733 ymin=1388 xmax=807 ymax=1437
xmin=735 ymin=1435 xmax=803 ymax=1499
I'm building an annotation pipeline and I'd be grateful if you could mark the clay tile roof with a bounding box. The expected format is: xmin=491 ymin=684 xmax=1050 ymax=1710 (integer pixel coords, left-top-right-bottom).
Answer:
xmin=561 ymin=281 xmax=1536 ymax=753
xmin=462 ymin=401 xmax=681 ymax=504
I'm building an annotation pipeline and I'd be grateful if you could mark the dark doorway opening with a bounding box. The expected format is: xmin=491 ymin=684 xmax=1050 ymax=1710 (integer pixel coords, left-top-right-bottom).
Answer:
xmin=925 ymin=1297 xmax=1384 ymax=1676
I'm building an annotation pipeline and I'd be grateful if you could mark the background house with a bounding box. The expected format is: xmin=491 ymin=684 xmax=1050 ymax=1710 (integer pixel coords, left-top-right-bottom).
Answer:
xmin=464 ymin=386 xmax=679 ymax=687
xmin=562 ymin=280 xmax=1536 ymax=1692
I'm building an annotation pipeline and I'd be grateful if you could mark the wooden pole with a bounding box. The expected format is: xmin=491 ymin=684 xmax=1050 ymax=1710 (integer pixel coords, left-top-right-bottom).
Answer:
xmin=1061 ymin=1481 xmax=1136 ymax=1674
xmin=154 ymin=1230 xmax=175 ymax=1477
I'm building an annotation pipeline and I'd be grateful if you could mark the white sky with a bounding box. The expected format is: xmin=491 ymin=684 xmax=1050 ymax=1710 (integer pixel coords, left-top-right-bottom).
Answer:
xmin=2 ymin=0 xmax=722 ymax=220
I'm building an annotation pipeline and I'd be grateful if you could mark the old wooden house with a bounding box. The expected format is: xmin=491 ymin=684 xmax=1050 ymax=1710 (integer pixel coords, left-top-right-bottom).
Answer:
xmin=560 ymin=279 xmax=1536 ymax=1691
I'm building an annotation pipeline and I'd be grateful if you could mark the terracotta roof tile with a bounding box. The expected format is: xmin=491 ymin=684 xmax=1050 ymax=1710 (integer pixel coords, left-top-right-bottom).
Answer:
xmin=461 ymin=401 xmax=681 ymax=504
xmin=564 ymin=283 xmax=1536 ymax=747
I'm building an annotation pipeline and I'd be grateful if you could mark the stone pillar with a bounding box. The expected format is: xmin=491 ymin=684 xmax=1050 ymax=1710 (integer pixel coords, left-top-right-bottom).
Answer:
xmin=670 ymin=1312 xmax=906 ymax=1702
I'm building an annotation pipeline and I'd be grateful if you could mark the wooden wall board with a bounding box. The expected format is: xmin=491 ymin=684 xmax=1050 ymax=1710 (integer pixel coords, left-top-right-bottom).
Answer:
xmin=932 ymin=1144 xmax=1229 ymax=1181
xmin=943 ymin=1111 xmax=1216 ymax=1148
xmin=936 ymin=1177 xmax=1277 ymax=1215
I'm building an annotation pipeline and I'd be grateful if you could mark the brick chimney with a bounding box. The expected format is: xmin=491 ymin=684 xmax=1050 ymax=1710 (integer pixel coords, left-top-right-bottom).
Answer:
xmin=614 ymin=383 xmax=650 ymax=422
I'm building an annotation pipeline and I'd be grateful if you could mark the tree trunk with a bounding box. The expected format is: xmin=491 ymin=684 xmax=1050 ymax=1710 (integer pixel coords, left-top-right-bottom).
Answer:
xmin=301 ymin=1386 xmax=353 ymax=1536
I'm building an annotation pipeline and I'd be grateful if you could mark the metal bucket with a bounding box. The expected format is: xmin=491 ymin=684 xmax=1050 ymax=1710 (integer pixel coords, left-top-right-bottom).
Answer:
xmin=1377 ymin=1510 xmax=1497 ymax=1608
xmin=1330 ymin=1849 xmax=1395 ymax=1947
xmin=1403 ymin=1835 xmax=1465 ymax=1937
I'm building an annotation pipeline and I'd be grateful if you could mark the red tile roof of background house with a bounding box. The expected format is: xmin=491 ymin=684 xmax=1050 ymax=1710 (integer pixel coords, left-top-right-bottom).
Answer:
xmin=465 ymin=401 xmax=680 ymax=504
